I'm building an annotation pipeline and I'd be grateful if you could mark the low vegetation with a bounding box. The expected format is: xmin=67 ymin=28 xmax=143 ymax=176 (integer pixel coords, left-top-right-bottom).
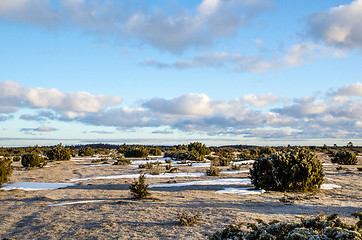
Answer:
xmin=250 ymin=148 xmax=324 ymax=192
xmin=209 ymin=213 xmax=362 ymax=240
xmin=177 ymin=212 xmax=200 ymax=226
xmin=21 ymin=151 xmax=47 ymax=168
xmin=0 ymin=157 xmax=13 ymax=185
xmin=332 ymin=150 xmax=358 ymax=165
xmin=46 ymin=144 xmax=71 ymax=161
xmin=129 ymin=174 xmax=150 ymax=199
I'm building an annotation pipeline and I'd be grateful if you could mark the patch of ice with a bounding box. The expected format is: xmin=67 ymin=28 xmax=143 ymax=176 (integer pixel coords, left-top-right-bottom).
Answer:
xmin=131 ymin=159 xmax=166 ymax=165
xmin=0 ymin=182 xmax=75 ymax=191
xmin=48 ymin=200 xmax=105 ymax=206
xmin=149 ymin=178 xmax=251 ymax=188
xmin=232 ymin=160 xmax=255 ymax=165
xmin=326 ymin=177 xmax=341 ymax=182
xmin=320 ymin=183 xmax=342 ymax=190
xmin=322 ymin=163 xmax=337 ymax=166
xmin=220 ymin=170 xmax=249 ymax=174
xmin=70 ymin=172 xmax=206 ymax=182
xmin=215 ymin=187 xmax=265 ymax=195
xmin=89 ymin=163 xmax=112 ymax=167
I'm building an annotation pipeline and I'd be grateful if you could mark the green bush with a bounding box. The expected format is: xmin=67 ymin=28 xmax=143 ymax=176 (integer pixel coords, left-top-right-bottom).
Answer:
xmin=209 ymin=213 xmax=362 ymax=240
xmin=21 ymin=151 xmax=47 ymax=168
xmin=332 ymin=150 xmax=358 ymax=165
xmin=0 ymin=157 xmax=13 ymax=185
xmin=78 ymin=146 xmax=94 ymax=157
xmin=130 ymin=174 xmax=150 ymax=199
xmin=250 ymin=148 xmax=324 ymax=192
xmin=46 ymin=144 xmax=71 ymax=161
xmin=206 ymin=165 xmax=220 ymax=176
xmin=124 ymin=146 xmax=149 ymax=158
xmin=12 ymin=156 xmax=21 ymax=162
xmin=177 ymin=212 xmax=200 ymax=226
xmin=149 ymin=147 xmax=162 ymax=156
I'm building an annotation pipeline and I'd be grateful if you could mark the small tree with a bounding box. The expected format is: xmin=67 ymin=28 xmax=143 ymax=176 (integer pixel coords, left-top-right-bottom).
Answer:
xmin=130 ymin=174 xmax=150 ymax=199
xmin=0 ymin=157 xmax=13 ymax=185
xmin=332 ymin=150 xmax=358 ymax=165
xmin=21 ymin=151 xmax=47 ymax=168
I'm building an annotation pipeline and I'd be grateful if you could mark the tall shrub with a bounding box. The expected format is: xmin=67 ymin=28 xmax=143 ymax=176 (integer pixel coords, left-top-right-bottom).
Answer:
xmin=0 ymin=157 xmax=13 ymax=185
xmin=250 ymin=148 xmax=324 ymax=192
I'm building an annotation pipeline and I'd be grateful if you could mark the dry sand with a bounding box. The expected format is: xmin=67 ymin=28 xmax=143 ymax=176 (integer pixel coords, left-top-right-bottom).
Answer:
xmin=0 ymin=155 xmax=361 ymax=239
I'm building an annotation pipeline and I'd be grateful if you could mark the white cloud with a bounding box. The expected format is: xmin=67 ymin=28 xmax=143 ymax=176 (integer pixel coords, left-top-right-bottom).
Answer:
xmin=0 ymin=0 xmax=273 ymax=53
xmin=142 ymin=93 xmax=215 ymax=116
xmin=1 ymin=81 xmax=361 ymax=140
xmin=307 ymin=0 xmax=362 ymax=49
xmin=241 ymin=93 xmax=279 ymax=108
xmin=0 ymin=80 xmax=122 ymax=116
xmin=143 ymin=42 xmax=342 ymax=73
xmin=334 ymin=82 xmax=362 ymax=96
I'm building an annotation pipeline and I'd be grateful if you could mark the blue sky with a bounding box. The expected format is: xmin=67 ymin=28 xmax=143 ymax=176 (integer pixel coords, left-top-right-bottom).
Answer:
xmin=0 ymin=0 xmax=361 ymax=147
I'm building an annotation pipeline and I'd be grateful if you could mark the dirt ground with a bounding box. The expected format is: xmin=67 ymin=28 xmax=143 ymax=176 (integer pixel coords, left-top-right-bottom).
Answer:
xmin=0 ymin=154 xmax=361 ymax=240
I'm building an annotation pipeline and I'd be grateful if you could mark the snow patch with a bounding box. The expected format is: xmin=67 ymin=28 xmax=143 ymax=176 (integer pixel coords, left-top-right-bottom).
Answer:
xmin=215 ymin=187 xmax=265 ymax=195
xmin=0 ymin=182 xmax=75 ymax=191
xmin=48 ymin=200 xmax=105 ymax=206
xmin=320 ymin=183 xmax=342 ymax=190
xmin=149 ymin=178 xmax=251 ymax=188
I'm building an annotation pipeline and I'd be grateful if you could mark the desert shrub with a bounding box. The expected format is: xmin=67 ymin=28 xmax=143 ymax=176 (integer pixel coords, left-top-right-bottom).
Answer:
xmin=78 ymin=146 xmax=94 ymax=157
xmin=231 ymin=164 xmax=242 ymax=170
xmin=46 ymin=144 xmax=71 ymax=161
xmin=165 ymin=159 xmax=172 ymax=164
xmin=260 ymin=146 xmax=276 ymax=156
xmin=213 ymin=157 xmax=231 ymax=166
xmin=12 ymin=156 xmax=21 ymax=162
xmin=113 ymin=157 xmax=131 ymax=165
xmin=177 ymin=212 xmax=200 ymax=226
xmin=250 ymin=148 xmax=324 ymax=192
xmin=148 ymin=147 xmax=162 ymax=156
xmin=206 ymin=165 xmax=220 ymax=176
xmin=124 ymin=146 xmax=149 ymax=158
xmin=0 ymin=157 xmax=13 ymax=185
xmin=209 ymin=213 xmax=362 ymax=240
xmin=165 ymin=164 xmax=172 ymax=170
xmin=129 ymin=174 xmax=150 ymax=199
xmin=332 ymin=150 xmax=358 ymax=165
xmin=21 ymin=151 xmax=47 ymax=168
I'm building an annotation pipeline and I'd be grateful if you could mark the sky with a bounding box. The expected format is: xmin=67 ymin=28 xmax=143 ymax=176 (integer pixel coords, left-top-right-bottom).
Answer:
xmin=0 ymin=0 xmax=361 ymax=147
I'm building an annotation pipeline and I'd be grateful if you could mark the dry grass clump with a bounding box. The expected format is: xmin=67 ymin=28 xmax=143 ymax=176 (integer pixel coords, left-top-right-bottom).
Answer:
xmin=177 ymin=212 xmax=200 ymax=226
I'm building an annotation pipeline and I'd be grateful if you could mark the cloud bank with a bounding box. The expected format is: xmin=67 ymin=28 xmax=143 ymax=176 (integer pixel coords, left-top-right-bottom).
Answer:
xmin=0 ymin=0 xmax=273 ymax=53
xmin=1 ymin=81 xmax=361 ymax=141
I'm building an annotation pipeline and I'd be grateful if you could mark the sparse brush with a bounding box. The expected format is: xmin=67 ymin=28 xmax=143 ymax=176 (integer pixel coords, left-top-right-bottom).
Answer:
xmin=209 ymin=213 xmax=362 ymax=240
xmin=177 ymin=212 xmax=200 ymax=226
xmin=139 ymin=162 xmax=154 ymax=169
xmin=149 ymin=167 xmax=161 ymax=175
xmin=231 ymin=164 xmax=241 ymax=170
xmin=129 ymin=174 xmax=150 ymax=199
xmin=113 ymin=158 xmax=131 ymax=165
xmin=91 ymin=159 xmax=101 ymax=163
xmin=206 ymin=165 xmax=220 ymax=176
xmin=165 ymin=159 xmax=172 ymax=164
xmin=165 ymin=164 xmax=172 ymax=170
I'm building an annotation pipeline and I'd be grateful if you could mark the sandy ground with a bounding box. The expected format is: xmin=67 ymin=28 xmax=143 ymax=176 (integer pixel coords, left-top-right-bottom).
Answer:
xmin=0 ymin=155 xmax=361 ymax=240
